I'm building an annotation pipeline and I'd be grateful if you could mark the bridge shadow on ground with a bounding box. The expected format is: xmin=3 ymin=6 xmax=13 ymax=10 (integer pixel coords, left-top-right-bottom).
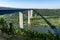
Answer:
xmin=34 ymin=10 xmax=60 ymax=35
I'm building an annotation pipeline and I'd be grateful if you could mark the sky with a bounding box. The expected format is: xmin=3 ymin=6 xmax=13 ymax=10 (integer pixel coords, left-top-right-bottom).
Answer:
xmin=0 ymin=0 xmax=60 ymax=9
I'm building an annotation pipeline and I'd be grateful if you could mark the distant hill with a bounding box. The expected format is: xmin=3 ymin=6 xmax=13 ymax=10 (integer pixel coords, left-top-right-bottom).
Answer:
xmin=0 ymin=7 xmax=60 ymax=16
xmin=0 ymin=7 xmax=21 ymax=10
xmin=34 ymin=9 xmax=60 ymax=16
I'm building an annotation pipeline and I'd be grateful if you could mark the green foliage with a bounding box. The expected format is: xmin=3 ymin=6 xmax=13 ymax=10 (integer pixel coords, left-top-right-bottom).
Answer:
xmin=0 ymin=17 xmax=14 ymax=35
xmin=13 ymin=28 xmax=60 ymax=40
xmin=0 ymin=17 xmax=60 ymax=40
xmin=0 ymin=9 xmax=60 ymax=40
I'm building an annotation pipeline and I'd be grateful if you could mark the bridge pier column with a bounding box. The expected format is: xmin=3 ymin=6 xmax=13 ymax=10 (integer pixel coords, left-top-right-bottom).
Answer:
xmin=30 ymin=10 xmax=33 ymax=18
xmin=28 ymin=10 xmax=33 ymax=25
xmin=19 ymin=12 xmax=23 ymax=29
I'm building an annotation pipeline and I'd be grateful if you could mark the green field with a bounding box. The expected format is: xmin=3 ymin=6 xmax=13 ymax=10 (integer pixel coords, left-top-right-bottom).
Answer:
xmin=24 ymin=15 xmax=60 ymax=29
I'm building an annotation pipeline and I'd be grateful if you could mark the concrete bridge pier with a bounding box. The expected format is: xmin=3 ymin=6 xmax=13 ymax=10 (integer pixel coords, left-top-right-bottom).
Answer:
xmin=30 ymin=10 xmax=33 ymax=18
xmin=28 ymin=10 xmax=33 ymax=25
xmin=19 ymin=10 xmax=33 ymax=29
xmin=19 ymin=12 xmax=23 ymax=29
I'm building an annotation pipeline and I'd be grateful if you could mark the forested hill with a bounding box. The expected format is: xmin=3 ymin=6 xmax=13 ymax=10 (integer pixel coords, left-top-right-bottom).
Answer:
xmin=35 ymin=9 xmax=60 ymax=16
xmin=0 ymin=9 xmax=60 ymax=17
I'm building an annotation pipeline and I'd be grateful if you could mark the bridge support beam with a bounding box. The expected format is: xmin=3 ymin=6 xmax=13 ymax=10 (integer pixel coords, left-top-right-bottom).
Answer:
xmin=28 ymin=10 xmax=33 ymax=25
xmin=19 ymin=12 xmax=23 ymax=29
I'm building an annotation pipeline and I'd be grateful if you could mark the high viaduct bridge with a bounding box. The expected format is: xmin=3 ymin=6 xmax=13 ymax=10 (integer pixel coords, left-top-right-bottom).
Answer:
xmin=0 ymin=7 xmax=60 ymax=34
xmin=0 ymin=7 xmax=33 ymax=29
xmin=0 ymin=7 xmax=55 ymax=29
